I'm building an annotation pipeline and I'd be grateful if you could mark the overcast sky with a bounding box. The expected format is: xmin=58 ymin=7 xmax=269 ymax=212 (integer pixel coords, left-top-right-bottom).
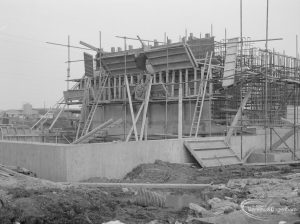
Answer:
xmin=0 ymin=0 xmax=299 ymax=110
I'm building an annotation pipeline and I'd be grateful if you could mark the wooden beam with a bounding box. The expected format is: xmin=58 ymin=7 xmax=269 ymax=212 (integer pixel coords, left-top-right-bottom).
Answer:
xmin=178 ymin=70 xmax=183 ymax=139
xmin=102 ymin=79 xmax=107 ymax=101
xmin=145 ymin=117 xmax=148 ymax=140
xmin=165 ymin=70 xmax=169 ymax=83
xmin=185 ymin=69 xmax=188 ymax=96
xmin=49 ymin=104 xmax=66 ymax=130
xmin=271 ymin=128 xmax=299 ymax=153
xmin=125 ymin=102 xmax=145 ymax=141
xmin=194 ymin=68 xmax=197 ymax=95
xmin=171 ymin=70 xmax=175 ymax=97
xmin=73 ymin=119 xmax=113 ymax=144
xmin=130 ymin=75 xmax=133 ymax=84
xmin=200 ymin=66 xmax=204 ymax=96
xmin=244 ymin=160 xmax=300 ymax=166
xmin=124 ymin=74 xmax=139 ymax=141
xmin=281 ymin=117 xmax=300 ymax=126
xmin=118 ymin=76 xmax=122 ymax=99
xmin=113 ymin=77 xmax=117 ymax=100
xmin=209 ymin=67 xmax=213 ymax=136
xmin=225 ymin=90 xmax=252 ymax=143
xmin=140 ymin=77 xmax=153 ymax=140
xmin=153 ymin=73 xmax=156 ymax=83
xmin=107 ymin=77 xmax=111 ymax=100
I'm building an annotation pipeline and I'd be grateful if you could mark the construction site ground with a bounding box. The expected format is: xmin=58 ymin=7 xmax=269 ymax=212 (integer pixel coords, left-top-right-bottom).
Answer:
xmin=0 ymin=161 xmax=300 ymax=224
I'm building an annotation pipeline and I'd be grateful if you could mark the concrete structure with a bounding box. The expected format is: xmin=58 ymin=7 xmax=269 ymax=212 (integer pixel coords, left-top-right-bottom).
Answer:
xmin=7 ymin=33 xmax=298 ymax=179
xmin=63 ymin=35 xmax=216 ymax=142
xmin=0 ymin=127 xmax=299 ymax=182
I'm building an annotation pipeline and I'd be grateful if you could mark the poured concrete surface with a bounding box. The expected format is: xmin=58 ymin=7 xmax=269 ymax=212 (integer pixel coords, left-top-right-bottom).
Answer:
xmin=65 ymin=139 xmax=193 ymax=181
xmin=0 ymin=139 xmax=193 ymax=181
xmin=0 ymin=141 xmax=67 ymax=182
xmin=0 ymin=127 xmax=299 ymax=182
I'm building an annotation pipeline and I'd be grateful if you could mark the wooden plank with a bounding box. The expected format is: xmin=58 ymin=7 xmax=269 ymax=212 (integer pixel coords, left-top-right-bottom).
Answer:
xmin=184 ymin=139 xmax=242 ymax=167
xmin=126 ymin=102 xmax=145 ymax=142
xmin=245 ymin=160 xmax=300 ymax=166
xmin=140 ymin=77 xmax=153 ymax=140
xmin=185 ymin=69 xmax=188 ymax=96
xmin=184 ymin=141 xmax=205 ymax=167
xmin=271 ymin=129 xmax=297 ymax=151
xmin=201 ymin=156 xmax=241 ymax=167
xmin=178 ymin=70 xmax=183 ymax=139
xmin=145 ymin=117 xmax=148 ymax=140
xmin=72 ymin=119 xmax=113 ymax=144
xmin=159 ymin=72 xmax=162 ymax=83
xmin=189 ymin=141 xmax=229 ymax=149
xmin=193 ymin=149 xmax=235 ymax=159
xmin=118 ymin=76 xmax=122 ymax=99
xmin=108 ymin=77 xmax=111 ymax=100
xmin=113 ymin=77 xmax=117 ymax=100
xmin=222 ymin=38 xmax=238 ymax=87
xmin=125 ymin=74 xmax=138 ymax=141
xmin=130 ymin=75 xmax=133 ymax=84
xmin=225 ymin=90 xmax=252 ymax=143
xmin=171 ymin=70 xmax=175 ymax=96
xmin=194 ymin=68 xmax=197 ymax=95
xmin=183 ymin=44 xmax=197 ymax=68
xmin=165 ymin=71 xmax=169 ymax=83
xmin=49 ymin=104 xmax=66 ymax=130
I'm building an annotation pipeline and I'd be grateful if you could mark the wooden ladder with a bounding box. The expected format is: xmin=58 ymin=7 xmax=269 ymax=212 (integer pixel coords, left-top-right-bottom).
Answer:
xmin=75 ymin=77 xmax=92 ymax=139
xmin=78 ymin=72 xmax=109 ymax=138
xmin=31 ymin=81 xmax=80 ymax=130
xmin=189 ymin=52 xmax=213 ymax=137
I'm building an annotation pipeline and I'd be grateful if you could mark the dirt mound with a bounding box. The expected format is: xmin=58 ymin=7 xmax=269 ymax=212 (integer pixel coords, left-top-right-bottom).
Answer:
xmin=0 ymin=163 xmax=298 ymax=223
xmin=0 ymin=185 xmax=189 ymax=224
xmin=123 ymin=160 xmax=289 ymax=184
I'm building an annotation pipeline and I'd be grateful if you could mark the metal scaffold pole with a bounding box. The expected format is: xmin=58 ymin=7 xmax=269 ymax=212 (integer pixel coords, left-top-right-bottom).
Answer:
xmin=265 ymin=0 xmax=269 ymax=164
xmin=165 ymin=36 xmax=169 ymax=139
xmin=67 ymin=35 xmax=70 ymax=91
xmin=124 ymin=37 xmax=127 ymax=140
xmin=297 ymin=35 xmax=299 ymax=156
xmin=240 ymin=0 xmax=243 ymax=160
xmin=294 ymin=35 xmax=299 ymax=160
xmin=99 ymin=31 xmax=102 ymax=72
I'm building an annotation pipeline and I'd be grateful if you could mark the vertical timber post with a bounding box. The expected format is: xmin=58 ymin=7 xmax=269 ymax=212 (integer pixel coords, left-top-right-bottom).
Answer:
xmin=178 ymin=70 xmax=183 ymax=139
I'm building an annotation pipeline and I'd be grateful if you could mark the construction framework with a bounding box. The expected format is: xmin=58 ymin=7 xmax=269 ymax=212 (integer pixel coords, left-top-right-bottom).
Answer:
xmin=28 ymin=32 xmax=299 ymax=163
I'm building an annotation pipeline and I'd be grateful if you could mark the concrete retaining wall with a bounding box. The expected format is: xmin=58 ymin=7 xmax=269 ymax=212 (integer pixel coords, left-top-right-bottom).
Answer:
xmin=0 ymin=139 xmax=193 ymax=182
xmin=65 ymin=139 xmax=192 ymax=181
xmin=0 ymin=128 xmax=299 ymax=182
xmin=0 ymin=141 xmax=67 ymax=181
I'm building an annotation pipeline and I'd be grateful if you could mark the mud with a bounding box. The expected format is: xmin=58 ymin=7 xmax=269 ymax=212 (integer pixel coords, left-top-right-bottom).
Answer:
xmin=0 ymin=161 xmax=299 ymax=223
xmin=123 ymin=160 xmax=295 ymax=184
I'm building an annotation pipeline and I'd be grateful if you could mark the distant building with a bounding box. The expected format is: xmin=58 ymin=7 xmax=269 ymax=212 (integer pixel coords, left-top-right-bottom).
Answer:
xmin=22 ymin=103 xmax=39 ymax=118
xmin=5 ymin=109 xmax=23 ymax=118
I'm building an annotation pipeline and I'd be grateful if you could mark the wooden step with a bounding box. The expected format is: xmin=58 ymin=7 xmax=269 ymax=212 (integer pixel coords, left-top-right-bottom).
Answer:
xmin=193 ymin=147 xmax=230 ymax=151
xmin=188 ymin=141 xmax=227 ymax=150
xmin=184 ymin=139 xmax=242 ymax=167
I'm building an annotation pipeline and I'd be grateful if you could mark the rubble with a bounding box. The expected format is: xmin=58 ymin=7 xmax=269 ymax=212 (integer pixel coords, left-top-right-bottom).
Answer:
xmin=188 ymin=203 xmax=211 ymax=217
xmin=207 ymin=197 xmax=240 ymax=215
xmin=0 ymin=163 xmax=299 ymax=223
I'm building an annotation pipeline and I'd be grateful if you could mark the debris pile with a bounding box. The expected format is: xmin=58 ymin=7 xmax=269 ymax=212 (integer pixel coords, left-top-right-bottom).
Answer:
xmin=0 ymin=162 xmax=299 ymax=223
